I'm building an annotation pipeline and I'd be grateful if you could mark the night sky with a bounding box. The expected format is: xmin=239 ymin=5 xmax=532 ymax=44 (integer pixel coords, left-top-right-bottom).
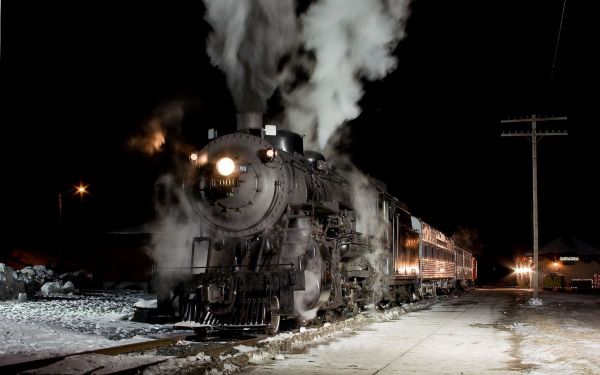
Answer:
xmin=1 ymin=1 xmax=598 ymax=280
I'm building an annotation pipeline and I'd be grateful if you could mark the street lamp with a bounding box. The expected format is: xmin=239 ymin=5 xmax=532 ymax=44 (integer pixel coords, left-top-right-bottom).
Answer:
xmin=58 ymin=182 xmax=90 ymax=224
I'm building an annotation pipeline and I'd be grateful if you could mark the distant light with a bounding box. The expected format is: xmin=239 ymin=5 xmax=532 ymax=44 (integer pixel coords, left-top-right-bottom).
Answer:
xmin=514 ymin=267 xmax=532 ymax=274
xmin=216 ymin=157 xmax=235 ymax=176
xmin=74 ymin=184 xmax=89 ymax=197
xmin=552 ymin=262 xmax=559 ymax=268
xmin=190 ymin=153 xmax=198 ymax=161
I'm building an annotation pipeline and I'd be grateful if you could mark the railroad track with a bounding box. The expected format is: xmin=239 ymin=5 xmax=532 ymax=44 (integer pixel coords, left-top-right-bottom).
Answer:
xmin=1 ymin=331 xmax=266 ymax=374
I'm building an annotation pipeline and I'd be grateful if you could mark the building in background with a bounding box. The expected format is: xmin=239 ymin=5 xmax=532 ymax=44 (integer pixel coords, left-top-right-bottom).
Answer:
xmin=515 ymin=237 xmax=600 ymax=291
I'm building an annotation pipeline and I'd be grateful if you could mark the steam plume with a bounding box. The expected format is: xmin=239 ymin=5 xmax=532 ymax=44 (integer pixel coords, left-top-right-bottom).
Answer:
xmin=330 ymin=153 xmax=390 ymax=301
xmin=203 ymin=0 xmax=298 ymax=112
xmin=284 ymin=0 xmax=411 ymax=151
xmin=147 ymin=175 xmax=201 ymax=269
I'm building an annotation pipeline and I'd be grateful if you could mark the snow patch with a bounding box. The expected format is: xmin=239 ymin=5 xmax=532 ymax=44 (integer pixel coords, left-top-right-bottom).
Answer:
xmin=233 ymin=345 xmax=255 ymax=353
xmin=134 ymin=299 xmax=157 ymax=309
xmin=0 ymin=289 xmax=174 ymax=363
xmin=527 ymin=297 xmax=543 ymax=306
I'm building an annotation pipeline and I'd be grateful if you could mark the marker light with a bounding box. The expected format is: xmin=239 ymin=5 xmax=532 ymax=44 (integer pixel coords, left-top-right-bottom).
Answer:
xmin=216 ymin=157 xmax=236 ymax=176
xmin=260 ymin=148 xmax=277 ymax=162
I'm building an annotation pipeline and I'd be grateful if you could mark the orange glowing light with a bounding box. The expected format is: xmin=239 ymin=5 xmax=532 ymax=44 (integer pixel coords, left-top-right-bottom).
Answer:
xmin=198 ymin=153 xmax=208 ymax=165
xmin=74 ymin=184 xmax=89 ymax=197
xmin=151 ymin=131 xmax=166 ymax=151
xmin=190 ymin=153 xmax=208 ymax=166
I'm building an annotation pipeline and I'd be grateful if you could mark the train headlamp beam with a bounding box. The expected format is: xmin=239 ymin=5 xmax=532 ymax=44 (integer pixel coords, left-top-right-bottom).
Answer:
xmin=216 ymin=157 xmax=236 ymax=176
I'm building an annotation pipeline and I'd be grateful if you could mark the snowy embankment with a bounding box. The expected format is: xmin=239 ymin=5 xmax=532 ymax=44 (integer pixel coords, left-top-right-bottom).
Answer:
xmin=0 ymin=263 xmax=172 ymax=365
xmin=0 ymin=290 xmax=172 ymax=364
xmin=1 ymin=263 xmax=93 ymax=299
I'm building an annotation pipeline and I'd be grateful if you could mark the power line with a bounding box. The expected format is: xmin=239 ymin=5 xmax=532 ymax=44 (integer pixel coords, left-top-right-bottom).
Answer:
xmin=549 ymin=0 xmax=568 ymax=90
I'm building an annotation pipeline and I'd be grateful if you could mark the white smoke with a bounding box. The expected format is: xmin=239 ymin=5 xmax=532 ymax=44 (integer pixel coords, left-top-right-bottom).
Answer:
xmin=203 ymin=0 xmax=298 ymax=112
xmin=294 ymin=270 xmax=321 ymax=321
xmin=332 ymin=154 xmax=390 ymax=301
xmin=147 ymin=0 xmax=413 ymax=316
xmin=285 ymin=0 xmax=411 ymax=151
xmin=147 ymin=175 xmax=201 ymax=270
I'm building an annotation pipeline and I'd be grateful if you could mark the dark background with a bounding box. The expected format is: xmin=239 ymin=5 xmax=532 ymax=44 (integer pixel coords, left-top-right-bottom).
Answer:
xmin=1 ymin=1 xmax=598 ymax=283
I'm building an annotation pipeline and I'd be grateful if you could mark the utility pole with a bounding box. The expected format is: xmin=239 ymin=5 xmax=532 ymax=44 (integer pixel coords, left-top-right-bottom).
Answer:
xmin=501 ymin=115 xmax=567 ymax=299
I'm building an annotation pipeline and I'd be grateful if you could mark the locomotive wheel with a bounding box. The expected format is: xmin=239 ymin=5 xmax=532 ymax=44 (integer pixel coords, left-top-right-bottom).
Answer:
xmin=265 ymin=296 xmax=280 ymax=335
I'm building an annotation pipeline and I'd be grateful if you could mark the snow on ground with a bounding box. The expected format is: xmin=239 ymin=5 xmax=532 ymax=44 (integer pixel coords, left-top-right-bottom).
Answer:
xmin=230 ymin=289 xmax=600 ymax=375
xmin=3 ymin=287 xmax=600 ymax=374
xmin=0 ymin=290 xmax=174 ymax=365
xmin=1 ymin=264 xmax=178 ymax=365
xmin=511 ymin=290 xmax=600 ymax=375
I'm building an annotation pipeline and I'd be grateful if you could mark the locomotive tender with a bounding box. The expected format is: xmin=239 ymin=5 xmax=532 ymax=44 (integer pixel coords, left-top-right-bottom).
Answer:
xmin=146 ymin=112 xmax=476 ymax=334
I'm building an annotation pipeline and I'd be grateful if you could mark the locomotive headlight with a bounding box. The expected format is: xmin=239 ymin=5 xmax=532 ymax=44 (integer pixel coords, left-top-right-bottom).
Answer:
xmin=216 ymin=157 xmax=236 ymax=176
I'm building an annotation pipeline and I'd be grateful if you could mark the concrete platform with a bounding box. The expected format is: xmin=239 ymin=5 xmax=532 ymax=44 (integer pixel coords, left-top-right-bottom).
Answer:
xmin=241 ymin=288 xmax=600 ymax=374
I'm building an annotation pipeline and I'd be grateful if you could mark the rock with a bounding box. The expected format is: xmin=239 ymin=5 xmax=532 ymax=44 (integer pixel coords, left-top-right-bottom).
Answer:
xmin=59 ymin=270 xmax=93 ymax=289
xmin=61 ymin=281 xmax=78 ymax=294
xmin=62 ymin=281 xmax=75 ymax=292
xmin=41 ymin=281 xmax=62 ymax=295
xmin=0 ymin=263 xmax=25 ymax=300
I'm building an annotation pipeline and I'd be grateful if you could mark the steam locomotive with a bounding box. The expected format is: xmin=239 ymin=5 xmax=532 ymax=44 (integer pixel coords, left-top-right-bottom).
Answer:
xmin=141 ymin=112 xmax=476 ymax=334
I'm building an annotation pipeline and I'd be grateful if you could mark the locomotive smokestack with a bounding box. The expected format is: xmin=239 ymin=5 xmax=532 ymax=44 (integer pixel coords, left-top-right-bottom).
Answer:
xmin=236 ymin=112 xmax=263 ymax=131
